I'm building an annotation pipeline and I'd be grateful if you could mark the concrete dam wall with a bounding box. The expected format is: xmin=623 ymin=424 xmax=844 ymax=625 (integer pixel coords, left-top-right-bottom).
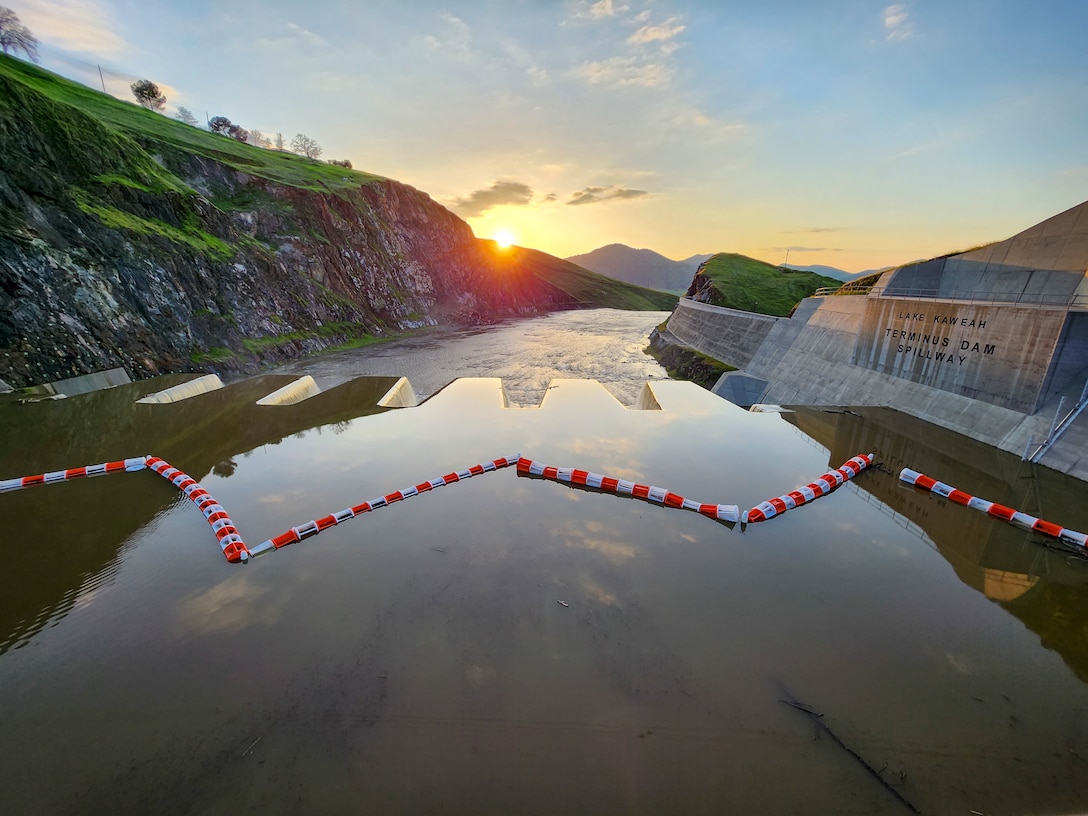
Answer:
xmin=662 ymin=200 xmax=1088 ymax=480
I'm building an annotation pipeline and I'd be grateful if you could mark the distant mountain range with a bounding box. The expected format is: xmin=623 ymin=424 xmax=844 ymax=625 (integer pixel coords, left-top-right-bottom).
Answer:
xmin=781 ymin=264 xmax=883 ymax=282
xmin=567 ymin=244 xmax=879 ymax=291
xmin=566 ymin=244 xmax=711 ymax=292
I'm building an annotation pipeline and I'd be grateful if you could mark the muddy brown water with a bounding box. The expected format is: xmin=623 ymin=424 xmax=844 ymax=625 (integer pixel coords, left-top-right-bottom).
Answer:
xmin=2 ymin=310 xmax=1088 ymax=814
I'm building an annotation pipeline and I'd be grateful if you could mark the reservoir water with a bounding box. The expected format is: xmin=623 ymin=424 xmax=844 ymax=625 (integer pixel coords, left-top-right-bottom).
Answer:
xmin=2 ymin=309 xmax=1088 ymax=814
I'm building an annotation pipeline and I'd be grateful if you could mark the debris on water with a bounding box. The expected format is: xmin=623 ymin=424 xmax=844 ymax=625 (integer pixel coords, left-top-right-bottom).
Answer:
xmin=777 ymin=683 xmax=920 ymax=814
xmin=557 ymin=600 xmax=569 ymax=607
xmin=241 ymin=736 xmax=262 ymax=757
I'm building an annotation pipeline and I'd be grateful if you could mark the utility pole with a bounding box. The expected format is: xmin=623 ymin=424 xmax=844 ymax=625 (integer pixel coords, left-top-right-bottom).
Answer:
xmin=98 ymin=64 xmax=106 ymax=93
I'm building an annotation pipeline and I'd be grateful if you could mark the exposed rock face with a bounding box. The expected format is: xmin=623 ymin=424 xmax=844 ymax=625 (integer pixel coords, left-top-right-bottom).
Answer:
xmin=0 ymin=73 xmax=574 ymax=388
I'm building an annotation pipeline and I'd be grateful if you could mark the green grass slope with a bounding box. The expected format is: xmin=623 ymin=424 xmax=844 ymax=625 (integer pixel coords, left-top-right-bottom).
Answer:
xmin=1 ymin=54 xmax=673 ymax=313
xmin=0 ymin=54 xmax=384 ymax=193
xmin=489 ymin=243 xmax=678 ymax=311
xmin=693 ymin=253 xmax=841 ymax=316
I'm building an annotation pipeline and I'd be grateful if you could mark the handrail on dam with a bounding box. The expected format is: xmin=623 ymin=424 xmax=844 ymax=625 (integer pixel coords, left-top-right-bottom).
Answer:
xmin=872 ymin=285 xmax=1088 ymax=308
xmin=813 ymin=284 xmax=1088 ymax=308
xmin=813 ymin=286 xmax=873 ymax=297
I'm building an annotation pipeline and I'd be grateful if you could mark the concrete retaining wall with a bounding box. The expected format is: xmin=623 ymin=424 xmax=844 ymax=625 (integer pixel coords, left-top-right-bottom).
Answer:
xmin=666 ymin=298 xmax=779 ymax=369
xmin=665 ymin=294 xmax=1085 ymax=479
xmin=661 ymin=200 xmax=1088 ymax=480
xmin=884 ymin=200 xmax=1088 ymax=304
xmin=852 ymin=298 xmax=1067 ymax=413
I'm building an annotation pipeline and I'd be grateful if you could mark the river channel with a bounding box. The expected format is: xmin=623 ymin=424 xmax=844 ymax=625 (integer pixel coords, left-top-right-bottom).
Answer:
xmin=2 ymin=309 xmax=1088 ymax=814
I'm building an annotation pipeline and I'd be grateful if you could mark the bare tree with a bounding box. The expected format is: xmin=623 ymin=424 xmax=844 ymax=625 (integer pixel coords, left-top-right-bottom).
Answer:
xmin=274 ymin=132 xmax=285 ymax=150
xmin=291 ymin=133 xmax=322 ymax=159
xmin=131 ymin=79 xmax=166 ymax=111
xmin=0 ymin=6 xmax=39 ymax=62
xmin=248 ymin=129 xmax=272 ymax=148
xmin=175 ymin=106 xmax=198 ymax=127
xmin=328 ymin=158 xmax=352 ymax=169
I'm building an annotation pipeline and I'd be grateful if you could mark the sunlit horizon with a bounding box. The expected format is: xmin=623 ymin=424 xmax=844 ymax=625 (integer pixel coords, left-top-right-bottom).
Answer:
xmin=18 ymin=0 xmax=1088 ymax=275
xmin=492 ymin=229 xmax=516 ymax=250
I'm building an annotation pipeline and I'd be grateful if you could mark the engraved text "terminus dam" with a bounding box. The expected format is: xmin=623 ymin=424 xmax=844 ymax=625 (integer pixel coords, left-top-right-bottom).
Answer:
xmin=883 ymin=312 xmax=997 ymax=366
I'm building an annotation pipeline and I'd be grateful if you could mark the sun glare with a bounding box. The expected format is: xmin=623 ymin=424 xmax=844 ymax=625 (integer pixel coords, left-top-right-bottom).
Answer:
xmin=493 ymin=229 xmax=516 ymax=249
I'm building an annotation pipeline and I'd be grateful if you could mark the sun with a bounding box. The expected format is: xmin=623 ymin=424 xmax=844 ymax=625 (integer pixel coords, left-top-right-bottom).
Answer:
xmin=493 ymin=229 xmax=516 ymax=249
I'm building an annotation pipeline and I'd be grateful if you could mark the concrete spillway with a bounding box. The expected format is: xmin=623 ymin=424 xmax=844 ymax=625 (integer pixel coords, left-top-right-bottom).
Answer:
xmin=663 ymin=200 xmax=1088 ymax=481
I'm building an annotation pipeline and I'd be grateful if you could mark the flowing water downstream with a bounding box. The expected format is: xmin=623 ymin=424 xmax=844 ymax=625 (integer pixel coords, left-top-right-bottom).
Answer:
xmin=3 ymin=309 xmax=1088 ymax=814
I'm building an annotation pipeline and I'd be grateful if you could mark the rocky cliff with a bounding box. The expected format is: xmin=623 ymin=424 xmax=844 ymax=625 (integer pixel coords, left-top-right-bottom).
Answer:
xmin=0 ymin=56 xmax=659 ymax=389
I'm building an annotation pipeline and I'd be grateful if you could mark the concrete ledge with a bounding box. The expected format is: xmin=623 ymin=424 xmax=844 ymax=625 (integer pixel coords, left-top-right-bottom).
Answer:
xmin=713 ymin=372 xmax=770 ymax=408
xmin=255 ymin=375 xmax=321 ymax=406
xmin=538 ymin=379 xmax=626 ymax=412
xmin=136 ymin=374 xmax=224 ymax=404
xmin=634 ymin=383 xmax=663 ymax=411
xmin=378 ymin=376 xmax=419 ymax=408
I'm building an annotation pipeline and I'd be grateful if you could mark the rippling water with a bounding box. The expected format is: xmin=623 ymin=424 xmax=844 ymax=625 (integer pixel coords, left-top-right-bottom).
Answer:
xmin=2 ymin=310 xmax=1088 ymax=815
xmin=271 ymin=309 xmax=673 ymax=405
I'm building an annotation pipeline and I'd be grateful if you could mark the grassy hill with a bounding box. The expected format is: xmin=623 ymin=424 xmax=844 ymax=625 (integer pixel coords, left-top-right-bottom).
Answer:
xmin=486 ymin=242 xmax=678 ymax=311
xmin=691 ymin=253 xmax=841 ymax=316
xmin=1 ymin=54 xmax=680 ymax=386
xmin=0 ymin=53 xmax=671 ymax=320
xmin=0 ymin=55 xmax=384 ymax=194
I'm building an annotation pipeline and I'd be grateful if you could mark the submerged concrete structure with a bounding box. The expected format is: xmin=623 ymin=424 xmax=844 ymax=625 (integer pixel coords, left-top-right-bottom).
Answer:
xmin=662 ymin=200 xmax=1088 ymax=480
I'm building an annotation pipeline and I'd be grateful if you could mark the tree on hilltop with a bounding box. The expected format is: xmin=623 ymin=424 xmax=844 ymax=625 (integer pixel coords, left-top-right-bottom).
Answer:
xmin=208 ymin=115 xmax=249 ymax=142
xmin=131 ymin=79 xmax=166 ymax=111
xmin=291 ymin=133 xmax=322 ymax=159
xmin=0 ymin=6 xmax=39 ymax=62
xmin=208 ymin=115 xmax=233 ymax=134
xmin=175 ymin=106 xmax=198 ymax=127
xmin=248 ymin=129 xmax=272 ymax=148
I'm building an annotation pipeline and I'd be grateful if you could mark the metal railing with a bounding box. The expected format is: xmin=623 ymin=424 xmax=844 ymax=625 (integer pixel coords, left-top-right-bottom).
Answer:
xmin=1024 ymin=377 xmax=1088 ymax=462
xmin=813 ymin=286 xmax=873 ymax=297
xmin=813 ymin=284 xmax=1088 ymax=308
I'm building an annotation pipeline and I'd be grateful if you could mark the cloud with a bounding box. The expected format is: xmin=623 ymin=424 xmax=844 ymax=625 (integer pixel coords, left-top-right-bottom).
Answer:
xmin=542 ymin=192 xmax=559 ymax=202
xmin=19 ymin=0 xmax=128 ymax=55
xmin=569 ymin=9 xmax=687 ymax=89
xmin=285 ymin=22 xmax=325 ymax=47
xmin=573 ymin=55 xmax=672 ymax=88
xmin=567 ymin=185 xmax=650 ymax=205
xmin=526 ymin=66 xmax=551 ymax=87
xmin=256 ymin=21 xmax=327 ymax=49
xmin=628 ymin=17 xmax=685 ymax=45
xmin=423 ymin=11 xmax=472 ymax=55
xmin=449 ymin=180 xmax=534 ymax=217
xmin=780 ymin=227 xmax=846 ymax=234
xmin=883 ymin=4 xmax=914 ymax=41
xmin=570 ymin=0 xmax=629 ymax=21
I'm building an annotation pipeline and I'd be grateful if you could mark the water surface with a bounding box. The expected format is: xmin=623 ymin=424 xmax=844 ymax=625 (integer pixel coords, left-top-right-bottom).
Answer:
xmin=2 ymin=311 xmax=1088 ymax=815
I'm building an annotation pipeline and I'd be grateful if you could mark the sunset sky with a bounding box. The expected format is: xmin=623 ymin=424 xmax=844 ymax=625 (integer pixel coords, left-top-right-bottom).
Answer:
xmin=17 ymin=0 xmax=1088 ymax=272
